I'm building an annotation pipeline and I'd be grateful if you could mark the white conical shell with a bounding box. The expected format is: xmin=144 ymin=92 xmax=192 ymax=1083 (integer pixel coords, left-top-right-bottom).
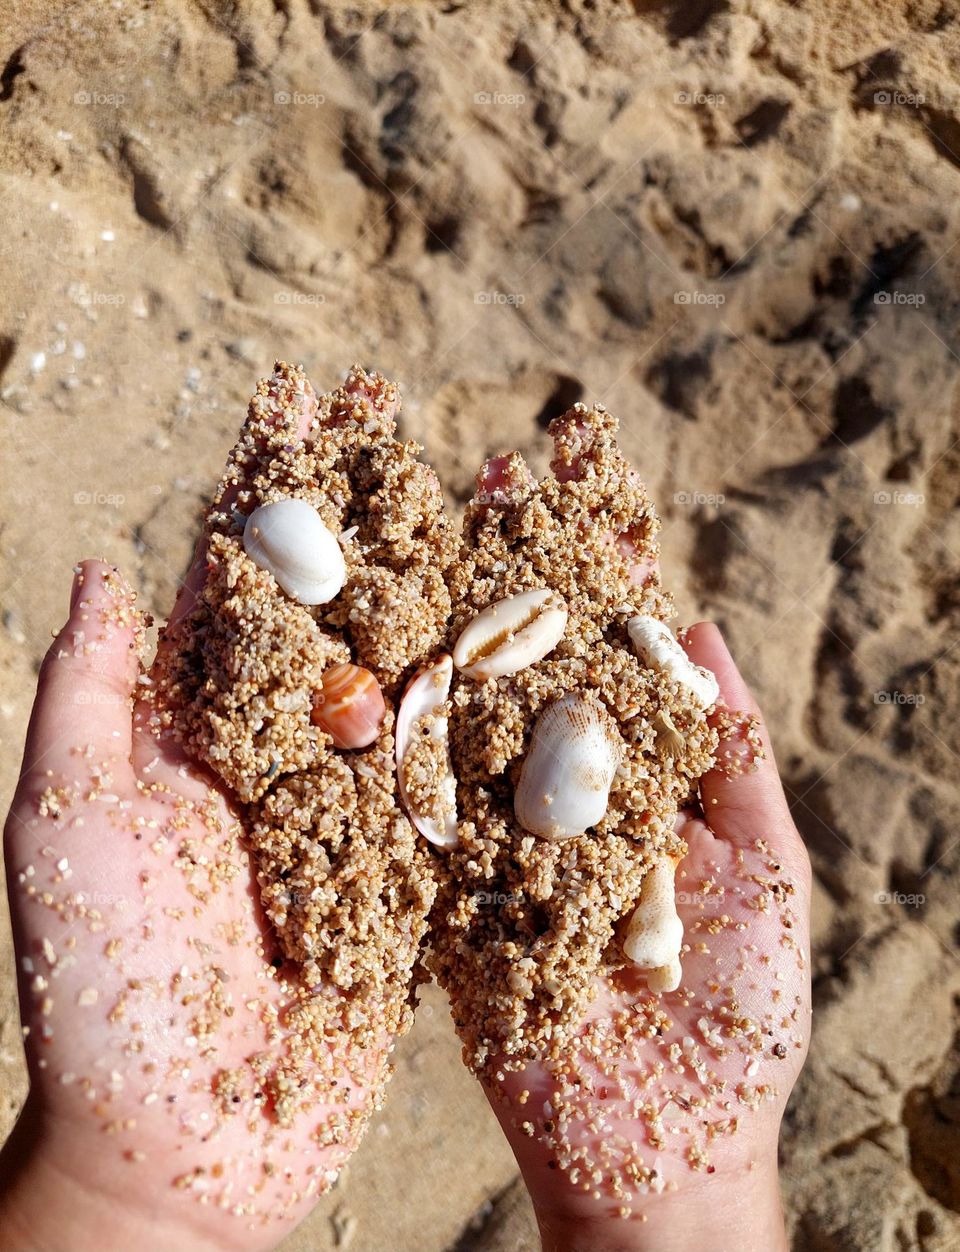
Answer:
xmin=453 ymin=589 xmax=568 ymax=680
xmin=243 ymin=498 xmax=346 ymax=605
xmin=627 ymin=615 xmax=719 ymax=709
xmin=623 ymin=855 xmax=684 ymax=993
xmin=396 ymin=654 xmax=458 ymax=849
xmin=646 ymin=958 xmax=682 ymax=995
xmin=514 ymin=692 xmax=623 ymax=840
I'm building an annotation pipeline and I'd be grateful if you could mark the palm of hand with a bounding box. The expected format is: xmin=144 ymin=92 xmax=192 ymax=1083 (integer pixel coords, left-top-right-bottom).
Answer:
xmin=4 ymin=559 xmax=812 ymax=1252
xmin=4 ymin=564 xmax=378 ymax=1250
xmin=487 ymin=627 xmax=812 ymax=1227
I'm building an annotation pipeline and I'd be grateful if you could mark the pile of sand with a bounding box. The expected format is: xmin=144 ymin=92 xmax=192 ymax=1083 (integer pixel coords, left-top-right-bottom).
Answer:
xmin=1 ymin=1 xmax=959 ymax=1248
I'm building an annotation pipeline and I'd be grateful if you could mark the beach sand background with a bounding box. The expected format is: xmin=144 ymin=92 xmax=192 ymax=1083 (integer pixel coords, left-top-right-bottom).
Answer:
xmin=1 ymin=1 xmax=960 ymax=1248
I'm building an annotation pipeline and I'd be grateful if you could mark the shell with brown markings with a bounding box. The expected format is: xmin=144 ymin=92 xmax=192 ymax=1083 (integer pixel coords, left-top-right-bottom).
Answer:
xmin=311 ymin=663 xmax=385 ymax=750
xmin=514 ymin=691 xmax=623 ymax=840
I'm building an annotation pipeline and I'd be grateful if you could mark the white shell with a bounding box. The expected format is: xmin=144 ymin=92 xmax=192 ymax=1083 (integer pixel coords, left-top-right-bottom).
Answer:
xmin=396 ymin=654 xmax=458 ymax=849
xmin=243 ymin=498 xmax=346 ymax=605
xmin=627 ymin=615 xmax=719 ymax=709
xmin=453 ymin=589 xmax=568 ymax=681
xmin=623 ymin=855 xmax=683 ymax=993
xmin=514 ymin=692 xmax=623 ymax=840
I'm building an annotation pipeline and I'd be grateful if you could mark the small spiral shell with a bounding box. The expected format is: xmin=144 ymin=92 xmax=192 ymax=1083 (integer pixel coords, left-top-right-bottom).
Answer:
xmin=311 ymin=663 xmax=385 ymax=750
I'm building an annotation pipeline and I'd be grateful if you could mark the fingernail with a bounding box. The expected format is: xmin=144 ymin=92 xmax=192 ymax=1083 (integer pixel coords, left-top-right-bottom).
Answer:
xmin=679 ymin=621 xmax=710 ymax=644
xmin=69 ymin=566 xmax=84 ymax=614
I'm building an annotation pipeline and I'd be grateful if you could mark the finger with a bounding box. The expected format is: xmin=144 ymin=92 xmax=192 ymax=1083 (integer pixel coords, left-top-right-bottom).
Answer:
xmin=166 ymin=364 xmax=317 ymax=631
xmin=143 ymin=366 xmax=318 ymax=786
xmin=547 ymin=413 xmax=592 ymax=483
xmin=473 ymin=452 xmax=537 ymax=508
xmin=164 ymin=536 xmax=206 ymax=632
xmin=549 ymin=413 xmax=659 ymax=588
xmin=680 ymin=621 xmax=796 ymax=849
xmin=15 ymin=560 xmax=142 ymax=795
xmin=330 ymin=363 xmax=401 ymax=426
xmin=609 ymin=519 xmax=657 ymax=588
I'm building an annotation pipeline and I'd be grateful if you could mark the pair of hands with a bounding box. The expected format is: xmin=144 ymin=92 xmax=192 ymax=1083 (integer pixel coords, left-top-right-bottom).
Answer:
xmin=0 ymin=550 xmax=811 ymax=1250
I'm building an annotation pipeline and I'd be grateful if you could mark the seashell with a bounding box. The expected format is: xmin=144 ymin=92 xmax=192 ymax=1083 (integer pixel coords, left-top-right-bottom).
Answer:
xmin=311 ymin=663 xmax=385 ymax=750
xmin=453 ymin=589 xmax=568 ymax=681
xmin=396 ymin=654 xmax=458 ymax=848
xmin=243 ymin=498 xmax=346 ymax=605
xmin=627 ymin=615 xmax=719 ymax=709
xmin=514 ymin=692 xmax=623 ymax=840
xmin=653 ymin=709 xmax=685 ymax=757
xmin=623 ymin=855 xmax=683 ymax=993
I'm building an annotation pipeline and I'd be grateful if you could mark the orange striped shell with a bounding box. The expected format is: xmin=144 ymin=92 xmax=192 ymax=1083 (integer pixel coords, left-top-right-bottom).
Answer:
xmin=311 ymin=663 xmax=385 ymax=750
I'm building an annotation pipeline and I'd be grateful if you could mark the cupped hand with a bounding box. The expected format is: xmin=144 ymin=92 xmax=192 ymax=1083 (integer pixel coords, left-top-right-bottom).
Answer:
xmin=0 ymin=558 xmax=384 ymax=1252
xmin=483 ymin=624 xmax=812 ymax=1252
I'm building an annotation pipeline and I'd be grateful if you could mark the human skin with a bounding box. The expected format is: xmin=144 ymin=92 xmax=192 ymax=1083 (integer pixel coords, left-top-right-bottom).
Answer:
xmin=0 ymin=485 xmax=810 ymax=1251
xmin=0 ymin=579 xmax=809 ymax=1252
xmin=461 ymin=448 xmax=812 ymax=1252
xmin=0 ymin=559 xmax=389 ymax=1252
xmin=487 ymin=623 xmax=812 ymax=1252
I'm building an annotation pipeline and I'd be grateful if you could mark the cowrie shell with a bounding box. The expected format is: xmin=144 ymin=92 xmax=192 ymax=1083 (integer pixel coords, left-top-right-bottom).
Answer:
xmin=243 ymin=498 xmax=346 ymax=605
xmin=453 ymin=589 xmax=568 ymax=681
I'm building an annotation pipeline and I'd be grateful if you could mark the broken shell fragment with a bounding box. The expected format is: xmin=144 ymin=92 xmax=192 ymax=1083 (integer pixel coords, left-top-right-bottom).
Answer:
xmin=396 ymin=654 xmax=459 ymax=849
xmin=243 ymin=498 xmax=346 ymax=605
xmin=453 ymin=588 xmax=568 ymax=681
xmin=311 ymin=663 xmax=385 ymax=750
xmin=514 ymin=692 xmax=623 ymax=840
xmin=653 ymin=709 xmax=685 ymax=757
xmin=623 ymin=855 xmax=684 ymax=993
xmin=627 ymin=615 xmax=719 ymax=709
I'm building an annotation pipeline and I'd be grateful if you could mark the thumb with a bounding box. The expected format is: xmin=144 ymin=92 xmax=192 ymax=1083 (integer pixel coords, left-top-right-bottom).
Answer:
xmin=680 ymin=622 xmax=795 ymax=849
xmin=15 ymin=560 xmax=143 ymax=798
